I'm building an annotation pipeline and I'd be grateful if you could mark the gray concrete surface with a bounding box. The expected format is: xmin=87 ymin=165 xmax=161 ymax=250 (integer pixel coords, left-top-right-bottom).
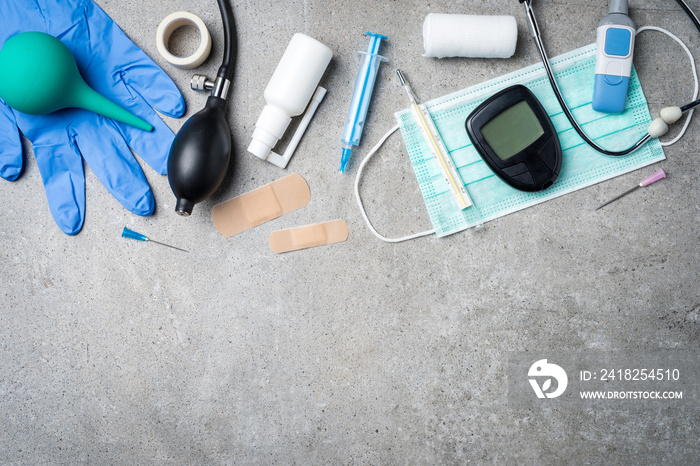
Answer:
xmin=1 ymin=0 xmax=699 ymax=464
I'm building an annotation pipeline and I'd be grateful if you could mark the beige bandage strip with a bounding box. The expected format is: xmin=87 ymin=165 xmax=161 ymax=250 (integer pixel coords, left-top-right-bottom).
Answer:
xmin=212 ymin=173 xmax=310 ymax=237
xmin=269 ymin=220 xmax=349 ymax=253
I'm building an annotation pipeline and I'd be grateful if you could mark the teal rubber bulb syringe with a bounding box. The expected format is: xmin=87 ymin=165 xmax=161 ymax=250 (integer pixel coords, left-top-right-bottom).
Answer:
xmin=340 ymin=32 xmax=388 ymax=173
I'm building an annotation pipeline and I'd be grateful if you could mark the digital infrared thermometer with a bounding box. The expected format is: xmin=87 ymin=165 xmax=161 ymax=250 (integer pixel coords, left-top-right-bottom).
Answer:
xmin=592 ymin=0 xmax=636 ymax=114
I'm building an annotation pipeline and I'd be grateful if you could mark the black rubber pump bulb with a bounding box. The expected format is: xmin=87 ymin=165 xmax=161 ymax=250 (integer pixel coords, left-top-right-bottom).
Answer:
xmin=167 ymin=0 xmax=237 ymax=216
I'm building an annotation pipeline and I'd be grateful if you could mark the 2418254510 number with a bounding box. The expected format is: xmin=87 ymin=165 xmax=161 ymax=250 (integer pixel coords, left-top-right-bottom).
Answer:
xmin=599 ymin=369 xmax=680 ymax=381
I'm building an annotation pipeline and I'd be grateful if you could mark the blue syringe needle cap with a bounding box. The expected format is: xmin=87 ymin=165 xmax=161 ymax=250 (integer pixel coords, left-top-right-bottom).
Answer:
xmin=121 ymin=226 xmax=189 ymax=252
xmin=122 ymin=226 xmax=147 ymax=242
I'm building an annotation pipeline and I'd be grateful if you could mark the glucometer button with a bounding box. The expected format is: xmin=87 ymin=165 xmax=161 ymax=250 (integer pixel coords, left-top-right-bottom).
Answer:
xmin=604 ymin=74 xmax=623 ymax=85
xmin=538 ymin=138 xmax=558 ymax=171
xmin=604 ymin=62 xmax=625 ymax=85
xmin=512 ymin=171 xmax=535 ymax=186
xmin=502 ymin=163 xmax=529 ymax=177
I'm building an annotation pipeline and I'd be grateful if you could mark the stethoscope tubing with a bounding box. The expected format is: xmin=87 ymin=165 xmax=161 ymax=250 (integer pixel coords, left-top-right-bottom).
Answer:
xmin=522 ymin=0 xmax=699 ymax=157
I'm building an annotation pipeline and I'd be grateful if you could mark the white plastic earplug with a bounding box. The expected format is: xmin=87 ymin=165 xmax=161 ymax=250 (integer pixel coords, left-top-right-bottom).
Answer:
xmin=647 ymin=118 xmax=669 ymax=138
xmin=660 ymin=106 xmax=683 ymax=124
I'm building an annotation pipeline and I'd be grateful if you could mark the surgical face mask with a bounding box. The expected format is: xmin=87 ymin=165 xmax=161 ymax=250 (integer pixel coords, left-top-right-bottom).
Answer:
xmin=356 ymin=43 xmax=666 ymax=241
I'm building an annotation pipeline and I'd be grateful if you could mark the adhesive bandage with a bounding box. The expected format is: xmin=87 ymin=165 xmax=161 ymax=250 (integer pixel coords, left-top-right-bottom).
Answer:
xmin=212 ymin=174 xmax=310 ymax=237
xmin=269 ymin=220 xmax=349 ymax=253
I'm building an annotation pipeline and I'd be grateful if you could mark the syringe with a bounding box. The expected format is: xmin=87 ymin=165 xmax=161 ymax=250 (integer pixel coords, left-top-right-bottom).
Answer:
xmin=340 ymin=32 xmax=388 ymax=173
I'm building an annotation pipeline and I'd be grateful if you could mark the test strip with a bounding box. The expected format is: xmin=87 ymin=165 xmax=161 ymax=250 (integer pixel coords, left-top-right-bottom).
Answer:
xmin=269 ymin=220 xmax=349 ymax=253
xmin=212 ymin=173 xmax=310 ymax=237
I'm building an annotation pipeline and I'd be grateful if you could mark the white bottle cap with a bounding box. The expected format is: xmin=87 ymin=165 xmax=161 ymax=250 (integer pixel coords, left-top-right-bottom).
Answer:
xmin=248 ymin=105 xmax=292 ymax=160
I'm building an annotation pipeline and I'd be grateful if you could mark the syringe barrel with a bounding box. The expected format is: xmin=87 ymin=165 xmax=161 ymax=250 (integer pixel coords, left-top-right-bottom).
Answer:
xmin=341 ymin=33 xmax=388 ymax=147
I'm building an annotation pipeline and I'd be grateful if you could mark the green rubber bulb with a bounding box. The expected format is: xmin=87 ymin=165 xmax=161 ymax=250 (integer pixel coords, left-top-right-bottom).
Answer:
xmin=0 ymin=32 xmax=153 ymax=131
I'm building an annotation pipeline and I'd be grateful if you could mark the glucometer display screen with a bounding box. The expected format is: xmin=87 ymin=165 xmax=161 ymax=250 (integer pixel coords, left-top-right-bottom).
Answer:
xmin=480 ymin=100 xmax=545 ymax=160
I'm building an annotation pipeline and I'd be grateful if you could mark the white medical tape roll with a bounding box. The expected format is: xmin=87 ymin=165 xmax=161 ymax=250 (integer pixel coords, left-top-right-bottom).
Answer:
xmin=423 ymin=13 xmax=517 ymax=59
xmin=156 ymin=11 xmax=212 ymax=69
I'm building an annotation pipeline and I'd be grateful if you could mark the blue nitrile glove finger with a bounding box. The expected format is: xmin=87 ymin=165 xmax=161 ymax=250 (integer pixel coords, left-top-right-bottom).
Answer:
xmin=21 ymin=114 xmax=87 ymax=236
xmin=107 ymin=78 xmax=180 ymax=176
xmin=20 ymin=109 xmax=155 ymax=231
xmin=71 ymin=117 xmax=155 ymax=217
xmin=0 ymin=100 xmax=23 ymax=182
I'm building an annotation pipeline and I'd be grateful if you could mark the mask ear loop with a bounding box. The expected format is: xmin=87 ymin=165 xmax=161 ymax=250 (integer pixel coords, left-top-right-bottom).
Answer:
xmin=636 ymin=26 xmax=698 ymax=147
xmin=355 ymin=124 xmax=436 ymax=242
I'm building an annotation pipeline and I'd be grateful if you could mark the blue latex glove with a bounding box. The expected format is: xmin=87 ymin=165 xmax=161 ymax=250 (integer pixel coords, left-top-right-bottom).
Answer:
xmin=0 ymin=0 xmax=185 ymax=235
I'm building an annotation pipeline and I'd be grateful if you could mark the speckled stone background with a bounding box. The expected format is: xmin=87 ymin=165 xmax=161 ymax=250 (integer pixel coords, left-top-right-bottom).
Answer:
xmin=1 ymin=0 xmax=698 ymax=463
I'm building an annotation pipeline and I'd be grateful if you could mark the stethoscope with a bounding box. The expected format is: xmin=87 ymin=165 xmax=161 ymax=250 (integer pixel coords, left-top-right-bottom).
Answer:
xmin=520 ymin=0 xmax=700 ymax=156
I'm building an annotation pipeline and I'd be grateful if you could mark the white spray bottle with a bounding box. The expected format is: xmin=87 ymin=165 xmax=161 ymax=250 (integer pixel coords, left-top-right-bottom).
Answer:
xmin=248 ymin=33 xmax=333 ymax=168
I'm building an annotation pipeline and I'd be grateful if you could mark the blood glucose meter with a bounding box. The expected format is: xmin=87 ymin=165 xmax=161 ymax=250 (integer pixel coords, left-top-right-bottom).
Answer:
xmin=465 ymin=85 xmax=562 ymax=192
xmin=592 ymin=0 xmax=636 ymax=114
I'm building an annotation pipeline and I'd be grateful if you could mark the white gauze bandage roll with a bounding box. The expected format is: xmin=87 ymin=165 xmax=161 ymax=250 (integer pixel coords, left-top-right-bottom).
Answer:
xmin=423 ymin=13 xmax=518 ymax=59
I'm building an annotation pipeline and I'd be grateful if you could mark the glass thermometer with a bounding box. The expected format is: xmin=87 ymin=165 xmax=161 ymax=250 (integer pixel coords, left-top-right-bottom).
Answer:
xmin=396 ymin=69 xmax=472 ymax=210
